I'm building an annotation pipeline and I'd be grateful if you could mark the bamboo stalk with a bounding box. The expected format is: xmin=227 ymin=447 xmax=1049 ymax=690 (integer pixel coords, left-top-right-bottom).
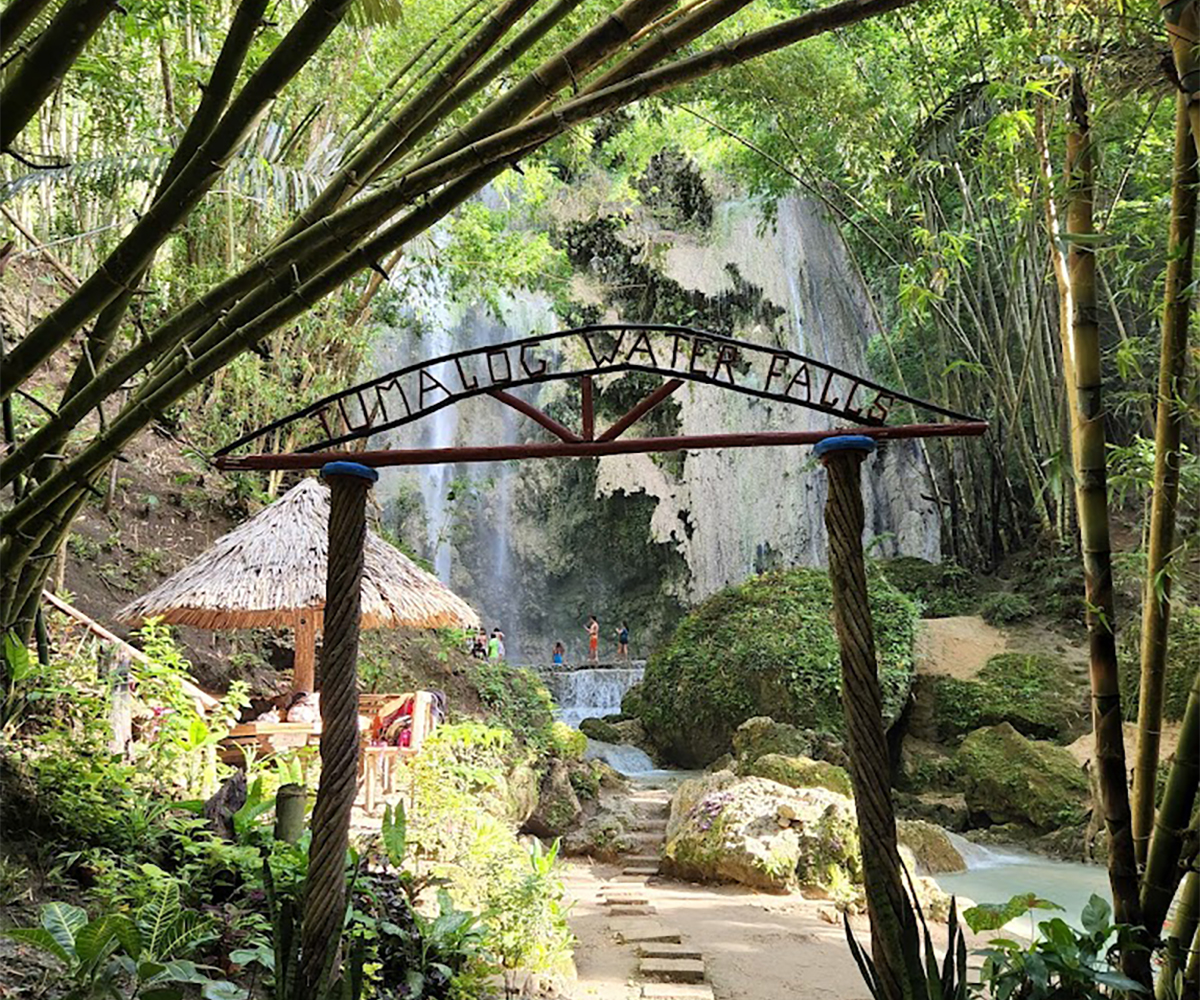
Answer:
xmin=0 ymin=0 xmax=55 ymax=57
xmin=1 ymin=0 xmax=922 ymax=509
xmin=1062 ymin=73 xmax=1147 ymax=982
xmin=281 ymin=0 xmax=543 ymax=240
xmin=2 ymin=0 xmax=356 ymax=399
xmin=1156 ymin=868 xmax=1198 ymax=999
xmin=42 ymin=0 xmax=271 ymax=481
xmin=1140 ymin=671 xmax=1200 ymax=937
xmin=0 ymin=0 xmax=114 ymax=150
xmin=1133 ymin=92 xmax=1198 ymax=866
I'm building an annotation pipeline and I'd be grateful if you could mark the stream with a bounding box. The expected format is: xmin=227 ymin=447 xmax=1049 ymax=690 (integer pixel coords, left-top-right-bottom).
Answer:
xmin=545 ymin=660 xmax=1111 ymax=931
xmin=934 ymin=834 xmax=1110 ymax=934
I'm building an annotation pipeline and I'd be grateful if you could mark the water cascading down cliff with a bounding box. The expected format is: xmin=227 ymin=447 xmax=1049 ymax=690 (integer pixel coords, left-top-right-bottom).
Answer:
xmin=369 ymin=188 xmax=940 ymax=663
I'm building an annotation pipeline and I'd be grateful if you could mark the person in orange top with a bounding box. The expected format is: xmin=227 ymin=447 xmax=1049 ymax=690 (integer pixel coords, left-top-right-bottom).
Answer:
xmin=586 ymin=615 xmax=600 ymax=662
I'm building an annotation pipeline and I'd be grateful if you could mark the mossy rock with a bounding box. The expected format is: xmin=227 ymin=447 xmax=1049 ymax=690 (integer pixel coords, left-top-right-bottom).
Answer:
xmin=664 ymin=775 xmax=860 ymax=894
xmin=620 ymin=682 xmax=646 ymax=721
xmin=877 ymin=557 xmax=979 ymax=618
xmin=579 ymin=717 xmax=624 ymax=743
xmin=523 ymin=760 xmax=583 ymax=838
xmin=896 ymin=820 xmax=965 ymax=874
xmin=639 ymin=567 xmax=918 ymax=767
xmin=927 ymin=653 xmax=1086 ymax=744
xmin=741 ymin=754 xmax=853 ymax=798
xmin=1120 ymin=602 xmax=1200 ymax=723
xmin=732 ymin=717 xmax=816 ymax=763
xmin=957 ymin=723 xmax=1090 ymax=833
xmin=897 ymin=737 xmax=960 ymax=793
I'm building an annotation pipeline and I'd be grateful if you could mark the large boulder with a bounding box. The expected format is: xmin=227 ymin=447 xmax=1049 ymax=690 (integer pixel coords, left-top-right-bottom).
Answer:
xmin=922 ymin=654 xmax=1087 ymax=744
xmin=523 ymin=760 xmax=583 ymax=838
xmin=636 ymin=567 xmax=918 ymax=767
xmin=562 ymin=792 xmax=639 ymax=861
xmin=487 ymin=762 xmax=541 ymax=827
xmin=733 ymin=717 xmax=817 ymax=763
xmin=663 ymin=775 xmax=861 ymax=894
xmin=897 ymin=736 xmax=960 ymax=793
xmin=896 ymin=820 xmax=966 ymax=874
xmin=741 ymin=754 xmax=853 ymax=798
xmin=957 ymin=723 xmax=1090 ymax=833
xmin=579 ymin=717 xmax=623 ymax=743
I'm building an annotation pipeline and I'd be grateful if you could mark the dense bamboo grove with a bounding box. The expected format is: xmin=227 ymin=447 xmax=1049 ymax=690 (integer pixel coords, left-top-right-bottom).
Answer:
xmin=2 ymin=0 xmax=1199 ymax=996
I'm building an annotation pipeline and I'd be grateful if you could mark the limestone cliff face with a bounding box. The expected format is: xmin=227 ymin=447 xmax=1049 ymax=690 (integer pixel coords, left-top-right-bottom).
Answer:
xmin=370 ymin=191 xmax=939 ymax=660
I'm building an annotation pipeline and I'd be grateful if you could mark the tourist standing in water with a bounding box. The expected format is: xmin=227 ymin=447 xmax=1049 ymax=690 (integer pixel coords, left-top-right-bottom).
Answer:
xmin=552 ymin=641 xmax=565 ymax=665
xmin=586 ymin=616 xmax=599 ymax=662
xmin=615 ymin=622 xmax=630 ymax=661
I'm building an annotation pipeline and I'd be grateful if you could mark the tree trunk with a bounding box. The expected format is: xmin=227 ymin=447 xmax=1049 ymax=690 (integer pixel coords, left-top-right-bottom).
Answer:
xmin=1062 ymin=72 xmax=1148 ymax=983
xmin=1133 ymin=91 xmax=1197 ymax=866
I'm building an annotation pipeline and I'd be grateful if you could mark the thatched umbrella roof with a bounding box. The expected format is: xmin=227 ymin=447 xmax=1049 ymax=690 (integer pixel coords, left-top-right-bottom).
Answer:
xmin=117 ymin=478 xmax=479 ymax=631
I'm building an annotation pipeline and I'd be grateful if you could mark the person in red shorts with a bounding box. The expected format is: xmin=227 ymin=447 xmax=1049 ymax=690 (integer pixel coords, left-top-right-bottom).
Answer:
xmin=586 ymin=615 xmax=599 ymax=662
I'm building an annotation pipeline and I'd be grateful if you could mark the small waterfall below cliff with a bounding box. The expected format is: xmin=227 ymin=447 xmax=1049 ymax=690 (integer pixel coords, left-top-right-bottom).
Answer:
xmin=542 ymin=663 xmax=645 ymax=728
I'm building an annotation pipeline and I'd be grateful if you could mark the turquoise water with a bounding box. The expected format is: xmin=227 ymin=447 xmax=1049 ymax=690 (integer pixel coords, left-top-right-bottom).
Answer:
xmin=934 ymin=843 xmax=1110 ymax=935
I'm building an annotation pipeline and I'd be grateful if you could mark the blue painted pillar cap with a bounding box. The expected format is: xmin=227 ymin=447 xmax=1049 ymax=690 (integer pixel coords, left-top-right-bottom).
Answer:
xmin=320 ymin=461 xmax=379 ymax=484
xmin=813 ymin=434 xmax=877 ymax=459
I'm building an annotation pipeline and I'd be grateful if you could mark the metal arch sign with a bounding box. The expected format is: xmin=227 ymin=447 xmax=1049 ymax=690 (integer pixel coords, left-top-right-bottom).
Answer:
xmin=214 ymin=324 xmax=985 ymax=470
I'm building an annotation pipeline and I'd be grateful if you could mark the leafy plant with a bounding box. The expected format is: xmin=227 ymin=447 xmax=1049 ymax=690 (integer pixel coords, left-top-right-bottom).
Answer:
xmin=485 ymin=838 xmax=574 ymax=998
xmin=967 ymin=894 xmax=1147 ymax=999
xmin=4 ymin=888 xmax=244 ymax=999
xmin=845 ymin=885 xmax=968 ymax=1000
xmin=979 ymin=592 xmax=1035 ymax=626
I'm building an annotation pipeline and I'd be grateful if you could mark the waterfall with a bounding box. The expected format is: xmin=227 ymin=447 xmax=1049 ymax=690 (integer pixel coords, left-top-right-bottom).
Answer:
xmin=584 ymin=739 xmax=657 ymax=774
xmin=369 ymin=185 xmax=942 ymax=661
xmin=542 ymin=664 xmax=645 ymax=728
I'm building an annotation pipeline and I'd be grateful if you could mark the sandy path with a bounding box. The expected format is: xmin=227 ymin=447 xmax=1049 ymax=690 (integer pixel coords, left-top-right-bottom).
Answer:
xmin=561 ymin=858 xmax=872 ymax=1000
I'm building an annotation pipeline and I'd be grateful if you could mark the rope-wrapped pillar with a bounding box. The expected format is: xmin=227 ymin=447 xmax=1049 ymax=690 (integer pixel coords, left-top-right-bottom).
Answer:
xmin=301 ymin=461 xmax=376 ymax=992
xmin=816 ymin=436 xmax=911 ymax=1000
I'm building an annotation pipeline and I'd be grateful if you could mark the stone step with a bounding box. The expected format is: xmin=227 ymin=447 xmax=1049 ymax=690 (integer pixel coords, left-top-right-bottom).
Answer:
xmin=609 ymin=918 xmax=682 ymax=944
xmin=638 ymin=943 xmax=704 ymax=961
xmin=640 ymin=958 xmax=707 ymax=984
xmin=635 ymin=820 xmax=668 ymax=834
xmin=630 ymin=804 xmax=671 ymax=817
xmin=608 ymin=904 xmax=656 ymax=916
xmin=599 ymin=892 xmax=649 ymax=905
xmin=612 ymin=874 xmax=651 ymax=884
xmin=640 ymin=984 xmax=714 ymax=1000
xmin=623 ymin=853 xmax=662 ymax=866
xmin=622 ymin=865 xmax=660 ymax=877
xmin=629 ymin=832 xmax=667 ymax=851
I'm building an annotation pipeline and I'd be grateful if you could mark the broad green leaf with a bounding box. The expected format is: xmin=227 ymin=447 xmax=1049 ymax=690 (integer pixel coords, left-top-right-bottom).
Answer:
xmin=382 ymin=801 xmax=406 ymax=865
xmin=963 ymin=894 xmax=1061 ymax=933
xmin=139 ymin=989 xmax=185 ymax=1000
xmin=1079 ymin=893 xmax=1111 ymax=935
xmin=152 ymin=911 xmax=214 ymax=959
xmin=4 ymin=632 xmax=33 ymax=682
xmin=40 ymin=901 xmax=88 ymax=953
xmin=158 ymin=958 xmax=217 ymax=984
xmin=3 ymin=926 xmax=71 ymax=964
xmin=202 ymin=981 xmax=249 ymax=999
xmin=74 ymin=915 xmax=120 ymax=964
xmin=139 ymin=883 xmax=181 ymax=955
